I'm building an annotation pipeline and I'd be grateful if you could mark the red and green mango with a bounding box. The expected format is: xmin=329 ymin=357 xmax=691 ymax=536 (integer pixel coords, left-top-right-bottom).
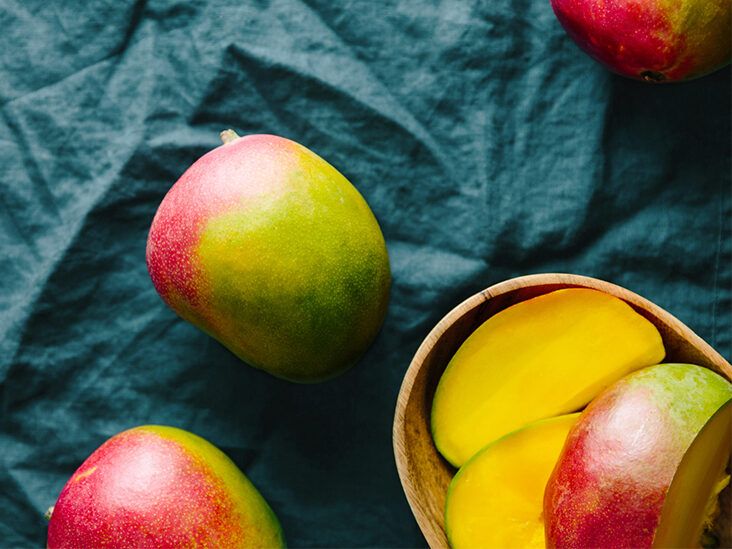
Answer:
xmin=550 ymin=0 xmax=731 ymax=81
xmin=47 ymin=426 xmax=284 ymax=548
xmin=544 ymin=363 xmax=732 ymax=548
xmin=146 ymin=132 xmax=391 ymax=382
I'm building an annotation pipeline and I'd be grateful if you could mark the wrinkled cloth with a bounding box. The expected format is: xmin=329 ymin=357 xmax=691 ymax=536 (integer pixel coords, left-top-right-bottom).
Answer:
xmin=0 ymin=1 xmax=729 ymax=547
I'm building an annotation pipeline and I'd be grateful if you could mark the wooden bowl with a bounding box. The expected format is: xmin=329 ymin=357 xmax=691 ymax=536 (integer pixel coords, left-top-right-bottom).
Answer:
xmin=393 ymin=273 xmax=732 ymax=548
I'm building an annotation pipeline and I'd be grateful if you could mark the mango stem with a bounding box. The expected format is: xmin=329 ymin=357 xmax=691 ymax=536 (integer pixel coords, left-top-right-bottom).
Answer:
xmin=220 ymin=129 xmax=240 ymax=145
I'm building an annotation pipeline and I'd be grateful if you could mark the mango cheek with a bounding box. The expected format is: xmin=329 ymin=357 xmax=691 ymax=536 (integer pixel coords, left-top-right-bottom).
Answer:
xmin=431 ymin=288 xmax=664 ymax=467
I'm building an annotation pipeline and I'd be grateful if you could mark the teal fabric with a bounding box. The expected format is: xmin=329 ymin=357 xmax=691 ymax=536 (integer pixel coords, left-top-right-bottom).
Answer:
xmin=1 ymin=1 xmax=730 ymax=547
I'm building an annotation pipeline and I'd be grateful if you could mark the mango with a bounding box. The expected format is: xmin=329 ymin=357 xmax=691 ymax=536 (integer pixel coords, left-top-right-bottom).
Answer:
xmin=544 ymin=364 xmax=732 ymax=549
xmin=446 ymin=414 xmax=579 ymax=549
xmin=146 ymin=131 xmax=391 ymax=382
xmin=431 ymin=288 xmax=665 ymax=467
xmin=654 ymin=399 xmax=731 ymax=548
xmin=550 ymin=0 xmax=731 ymax=82
xmin=47 ymin=426 xmax=284 ymax=548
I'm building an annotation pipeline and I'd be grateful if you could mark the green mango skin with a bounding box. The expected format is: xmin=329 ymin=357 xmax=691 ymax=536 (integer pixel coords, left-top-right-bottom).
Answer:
xmin=544 ymin=363 xmax=732 ymax=549
xmin=146 ymin=133 xmax=391 ymax=382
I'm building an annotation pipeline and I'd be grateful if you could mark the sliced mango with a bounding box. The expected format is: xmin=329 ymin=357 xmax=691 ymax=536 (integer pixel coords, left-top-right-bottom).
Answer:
xmin=432 ymin=288 xmax=665 ymax=466
xmin=653 ymin=398 xmax=732 ymax=549
xmin=446 ymin=414 xmax=579 ymax=549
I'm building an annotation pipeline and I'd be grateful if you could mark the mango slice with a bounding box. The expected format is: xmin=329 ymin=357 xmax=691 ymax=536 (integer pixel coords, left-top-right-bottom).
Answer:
xmin=653 ymin=399 xmax=732 ymax=549
xmin=446 ymin=414 xmax=580 ymax=549
xmin=432 ymin=288 xmax=665 ymax=466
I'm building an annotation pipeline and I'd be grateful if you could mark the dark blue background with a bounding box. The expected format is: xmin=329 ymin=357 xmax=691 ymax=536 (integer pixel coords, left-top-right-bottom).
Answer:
xmin=1 ymin=1 xmax=730 ymax=547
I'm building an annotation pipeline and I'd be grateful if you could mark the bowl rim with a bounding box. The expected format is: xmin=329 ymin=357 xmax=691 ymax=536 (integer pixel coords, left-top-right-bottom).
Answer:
xmin=392 ymin=272 xmax=732 ymax=548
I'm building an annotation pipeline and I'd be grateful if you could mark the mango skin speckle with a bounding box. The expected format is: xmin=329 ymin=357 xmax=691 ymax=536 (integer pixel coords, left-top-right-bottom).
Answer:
xmin=146 ymin=134 xmax=391 ymax=382
xmin=544 ymin=363 xmax=732 ymax=549
xmin=47 ymin=426 xmax=285 ymax=549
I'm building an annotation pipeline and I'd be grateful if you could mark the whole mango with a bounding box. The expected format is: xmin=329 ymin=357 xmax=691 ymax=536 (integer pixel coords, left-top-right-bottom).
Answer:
xmin=47 ymin=426 xmax=285 ymax=548
xmin=550 ymin=0 xmax=731 ymax=82
xmin=146 ymin=131 xmax=391 ymax=382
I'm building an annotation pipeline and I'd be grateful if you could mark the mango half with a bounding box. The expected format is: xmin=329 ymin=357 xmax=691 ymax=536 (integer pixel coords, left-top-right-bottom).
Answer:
xmin=47 ymin=426 xmax=284 ymax=548
xmin=146 ymin=132 xmax=391 ymax=382
xmin=446 ymin=414 xmax=579 ymax=549
xmin=432 ymin=288 xmax=665 ymax=467
xmin=544 ymin=364 xmax=732 ymax=549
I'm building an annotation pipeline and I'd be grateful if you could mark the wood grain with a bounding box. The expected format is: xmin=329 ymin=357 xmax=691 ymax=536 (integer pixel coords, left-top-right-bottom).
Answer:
xmin=392 ymin=273 xmax=732 ymax=549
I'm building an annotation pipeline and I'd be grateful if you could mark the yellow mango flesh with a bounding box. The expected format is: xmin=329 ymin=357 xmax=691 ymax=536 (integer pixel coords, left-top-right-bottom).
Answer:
xmin=653 ymin=399 xmax=732 ymax=549
xmin=446 ymin=414 xmax=580 ymax=549
xmin=432 ymin=288 xmax=665 ymax=466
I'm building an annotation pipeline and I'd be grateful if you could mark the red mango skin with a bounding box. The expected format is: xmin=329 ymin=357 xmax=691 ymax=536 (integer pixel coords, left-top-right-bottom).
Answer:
xmin=47 ymin=426 xmax=284 ymax=549
xmin=550 ymin=0 xmax=731 ymax=82
xmin=544 ymin=363 xmax=732 ymax=549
